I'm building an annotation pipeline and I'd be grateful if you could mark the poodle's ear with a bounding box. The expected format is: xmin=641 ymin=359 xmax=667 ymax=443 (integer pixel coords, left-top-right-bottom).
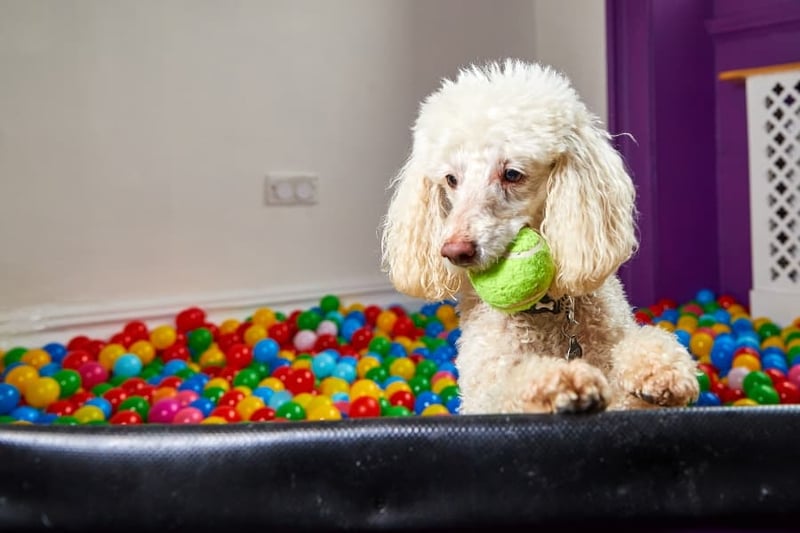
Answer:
xmin=381 ymin=157 xmax=460 ymax=301
xmin=541 ymin=123 xmax=638 ymax=296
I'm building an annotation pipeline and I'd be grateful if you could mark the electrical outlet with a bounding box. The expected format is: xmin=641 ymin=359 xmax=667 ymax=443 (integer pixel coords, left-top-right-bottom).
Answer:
xmin=264 ymin=174 xmax=319 ymax=206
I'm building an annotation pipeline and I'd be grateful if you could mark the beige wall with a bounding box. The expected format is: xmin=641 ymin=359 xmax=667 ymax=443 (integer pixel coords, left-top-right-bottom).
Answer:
xmin=0 ymin=0 xmax=605 ymax=316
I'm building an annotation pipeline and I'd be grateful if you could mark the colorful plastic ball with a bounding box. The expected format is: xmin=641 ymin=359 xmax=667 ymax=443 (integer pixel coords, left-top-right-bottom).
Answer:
xmin=788 ymin=366 xmax=800 ymax=388
xmin=75 ymin=362 xmax=107 ymax=390
xmin=250 ymin=407 xmax=276 ymax=422
xmin=43 ymin=343 xmax=68 ymax=363
xmin=84 ymin=397 xmax=112 ymax=419
xmin=73 ymin=405 xmax=105 ymax=424
xmin=4 ymin=365 xmax=38 ymax=394
xmin=21 ymin=349 xmax=51 ymax=369
xmin=307 ymin=403 xmax=342 ymax=421
xmin=748 ymin=384 xmax=780 ymax=405
xmin=38 ymin=362 xmax=61 ymax=378
xmin=148 ymin=398 xmax=181 ymax=423
xmin=11 ymin=406 xmax=41 ymax=423
xmin=268 ymin=390 xmax=293 ymax=410
xmin=414 ymin=391 xmax=442 ymax=414
xmin=291 ymin=331 xmax=316 ymax=352
xmin=389 ymin=390 xmax=415 ymax=411
xmin=0 ymin=383 xmax=21 ymax=415
xmin=694 ymin=391 xmax=722 ymax=407
xmin=174 ymin=390 xmax=200 ymax=407
xmin=110 ymin=411 xmax=143 ymax=425
xmin=446 ymin=396 xmax=461 ymax=413
xmin=421 ymin=404 xmax=449 ymax=416
xmin=186 ymin=398 xmax=213 ymax=417
xmin=776 ymin=381 xmax=800 ymax=404
xmin=187 ymin=328 xmax=213 ymax=356
xmin=172 ymin=407 xmax=204 ymax=424
xmin=22 ymin=377 xmax=60 ymax=409
xmin=385 ymin=405 xmax=412 ymax=417
xmin=113 ymin=353 xmax=143 ymax=378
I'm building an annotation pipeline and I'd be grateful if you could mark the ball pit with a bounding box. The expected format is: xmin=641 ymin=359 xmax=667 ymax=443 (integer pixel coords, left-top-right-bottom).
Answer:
xmin=2 ymin=289 xmax=799 ymax=426
xmin=0 ymin=296 xmax=463 ymax=425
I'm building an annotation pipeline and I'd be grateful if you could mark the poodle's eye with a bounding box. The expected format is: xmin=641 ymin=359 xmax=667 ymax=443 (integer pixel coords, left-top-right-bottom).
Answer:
xmin=503 ymin=168 xmax=524 ymax=183
xmin=445 ymin=174 xmax=458 ymax=188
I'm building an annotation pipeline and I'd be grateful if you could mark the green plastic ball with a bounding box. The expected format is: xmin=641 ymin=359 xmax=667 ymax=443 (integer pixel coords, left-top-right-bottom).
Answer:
xmin=118 ymin=396 xmax=150 ymax=421
xmin=51 ymin=416 xmax=79 ymax=426
xmin=53 ymin=369 xmax=81 ymax=399
xmin=468 ymin=227 xmax=555 ymax=313
xmin=3 ymin=347 xmax=27 ymax=367
xmin=320 ymin=295 xmax=340 ymax=314
xmin=414 ymin=360 xmax=438 ymax=380
xmin=233 ymin=369 xmax=260 ymax=389
xmin=297 ymin=311 xmax=323 ymax=331
xmin=276 ymin=401 xmax=306 ymax=420
xmin=188 ymin=328 xmax=213 ymax=355
xmin=368 ymin=337 xmax=391 ymax=357
xmin=385 ymin=405 xmax=412 ymax=417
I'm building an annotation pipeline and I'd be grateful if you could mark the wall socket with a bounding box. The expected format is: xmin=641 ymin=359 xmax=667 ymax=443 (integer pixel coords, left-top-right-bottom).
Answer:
xmin=264 ymin=174 xmax=319 ymax=206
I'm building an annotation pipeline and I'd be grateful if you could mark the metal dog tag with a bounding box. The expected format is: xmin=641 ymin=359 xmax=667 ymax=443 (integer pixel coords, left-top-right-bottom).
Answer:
xmin=566 ymin=336 xmax=583 ymax=360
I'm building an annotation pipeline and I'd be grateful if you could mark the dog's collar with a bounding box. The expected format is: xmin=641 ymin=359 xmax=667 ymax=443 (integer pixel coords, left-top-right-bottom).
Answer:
xmin=523 ymin=294 xmax=583 ymax=360
xmin=524 ymin=294 xmax=568 ymax=315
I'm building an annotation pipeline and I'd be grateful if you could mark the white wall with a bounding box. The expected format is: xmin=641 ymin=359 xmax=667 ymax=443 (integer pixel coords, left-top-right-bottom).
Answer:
xmin=0 ymin=0 xmax=605 ymax=330
xmin=533 ymin=0 xmax=608 ymax=124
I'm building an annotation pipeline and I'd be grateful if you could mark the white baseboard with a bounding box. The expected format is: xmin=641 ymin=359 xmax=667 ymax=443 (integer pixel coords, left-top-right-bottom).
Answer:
xmin=0 ymin=281 xmax=425 ymax=349
xmin=750 ymin=287 xmax=800 ymax=328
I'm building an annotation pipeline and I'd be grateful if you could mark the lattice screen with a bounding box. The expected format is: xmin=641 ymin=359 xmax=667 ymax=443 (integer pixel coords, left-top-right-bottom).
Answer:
xmin=747 ymin=71 xmax=800 ymax=325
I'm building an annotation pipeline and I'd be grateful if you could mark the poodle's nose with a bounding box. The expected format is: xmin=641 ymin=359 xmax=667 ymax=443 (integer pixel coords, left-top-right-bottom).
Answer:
xmin=441 ymin=240 xmax=477 ymax=266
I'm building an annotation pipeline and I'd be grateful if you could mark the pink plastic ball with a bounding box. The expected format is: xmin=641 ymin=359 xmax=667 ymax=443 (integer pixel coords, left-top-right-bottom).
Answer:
xmin=333 ymin=401 xmax=350 ymax=417
xmin=148 ymin=398 xmax=181 ymax=423
xmin=316 ymin=320 xmax=339 ymax=337
xmin=174 ymin=390 xmax=200 ymax=407
xmin=727 ymin=367 xmax=750 ymax=390
xmin=173 ymin=407 xmax=205 ymax=424
xmin=78 ymin=362 xmax=109 ymax=390
xmin=293 ymin=330 xmax=317 ymax=352
xmin=788 ymin=366 xmax=800 ymax=388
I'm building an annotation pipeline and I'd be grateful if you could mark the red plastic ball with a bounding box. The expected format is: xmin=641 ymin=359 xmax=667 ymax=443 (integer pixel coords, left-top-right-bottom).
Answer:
xmin=203 ymin=322 xmax=219 ymax=340
xmin=216 ymin=333 xmax=239 ymax=354
xmin=47 ymin=400 xmax=77 ymax=416
xmin=268 ymin=323 xmax=291 ymax=345
xmin=285 ymin=368 xmax=315 ymax=395
xmin=389 ymin=305 xmax=407 ymax=317
xmin=389 ymin=390 xmax=415 ymax=411
xmin=62 ymin=350 xmax=93 ymax=371
xmin=67 ymin=335 xmax=91 ymax=352
xmin=717 ymin=294 xmax=738 ymax=309
xmin=649 ymin=303 xmax=665 ymax=318
xmin=719 ymin=387 xmax=744 ymax=404
xmin=249 ymin=407 xmax=276 ymax=422
xmin=391 ymin=316 xmax=416 ymax=338
xmin=765 ymin=368 xmax=787 ymax=385
xmin=217 ymin=367 xmax=238 ymax=384
xmin=634 ymin=311 xmax=652 ymax=325
xmin=218 ymin=390 xmax=246 ymax=408
xmin=110 ymin=411 xmax=143 ymax=425
xmin=364 ymin=305 xmax=382 ymax=326
xmin=314 ymin=334 xmax=339 ymax=352
xmin=139 ymin=385 xmax=156 ymax=403
xmin=409 ymin=354 xmax=424 ymax=365
xmin=350 ymin=327 xmax=374 ymax=351
xmin=85 ymin=340 xmax=107 ymax=358
xmin=226 ymin=344 xmax=253 ymax=370
xmin=110 ymin=332 xmax=134 ymax=348
xmin=210 ymin=406 xmax=241 ymax=423
xmin=776 ymin=381 xmax=800 ymax=404
xmin=102 ymin=388 xmax=129 ymax=413
xmin=272 ymin=366 xmax=292 ymax=384
xmin=338 ymin=345 xmax=358 ymax=358
xmin=121 ymin=378 xmax=148 ymax=396
xmin=159 ymin=376 xmax=183 ymax=389
xmin=176 ymin=307 xmax=206 ymax=333
xmin=71 ymin=390 xmax=94 ymax=407
xmin=349 ymin=396 xmax=381 ymax=418
xmin=162 ymin=344 xmax=190 ymax=363
xmin=697 ymin=363 xmax=720 ymax=384
xmin=124 ymin=321 xmax=150 ymax=341
xmin=658 ymin=298 xmax=678 ymax=310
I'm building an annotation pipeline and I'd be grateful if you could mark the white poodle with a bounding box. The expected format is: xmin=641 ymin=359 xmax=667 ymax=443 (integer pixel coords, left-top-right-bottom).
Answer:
xmin=381 ymin=60 xmax=699 ymax=414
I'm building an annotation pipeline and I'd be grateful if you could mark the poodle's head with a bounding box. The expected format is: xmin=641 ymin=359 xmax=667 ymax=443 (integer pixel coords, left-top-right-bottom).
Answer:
xmin=381 ymin=59 xmax=637 ymax=301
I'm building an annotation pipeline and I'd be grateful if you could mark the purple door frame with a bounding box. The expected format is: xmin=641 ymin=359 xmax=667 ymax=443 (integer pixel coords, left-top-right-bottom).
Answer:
xmin=607 ymin=0 xmax=800 ymax=308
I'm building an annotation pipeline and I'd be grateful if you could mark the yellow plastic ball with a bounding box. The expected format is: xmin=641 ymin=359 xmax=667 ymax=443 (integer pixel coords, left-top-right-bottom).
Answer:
xmin=129 ymin=340 xmax=156 ymax=365
xmin=761 ymin=337 xmax=785 ymax=351
xmin=733 ymin=398 xmax=759 ymax=407
xmin=251 ymin=308 xmax=277 ymax=328
xmin=292 ymin=393 xmax=315 ymax=409
xmin=199 ymin=348 xmax=226 ymax=368
xmin=753 ymin=317 xmax=771 ymax=331
xmin=319 ymin=377 xmax=348 ymax=397
xmin=307 ymin=404 xmax=342 ymax=421
xmin=376 ymin=311 xmax=398 ymax=333
xmin=99 ymin=343 xmax=126 ymax=371
xmin=657 ymin=321 xmax=675 ymax=332
xmin=788 ymin=338 xmax=800 ymax=351
xmin=233 ymin=385 xmax=252 ymax=396
xmin=201 ymin=416 xmax=228 ymax=425
xmin=689 ymin=331 xmax=714 ymax=358
xmin=347 ymin=303 xmax=365 ymax=313
xmin=389 ymin=357 xmax=416 ymax=381
xmin=205 ymin=377 xmax=231 ymax=392
xmin=291 ymin=358 xmax=313 ymax=370
xmin=732 ymin=353 xmax=761 ymax=371
xmin=5 ymin=365 xmax=39 ymax=394
xmin=677 ymin=316 xmax=698 ymax=331
xmin=385 ymin=381 xmax=412 ymax=398
xmin=728 ymin=304 xmax=747 ymax=316
xmin=306 ymin=395 xmax=334 ymax=413
xmin=21 ymin=349 xmax=51 ymax=370
xmin=432 ymin=378 xmax=458 ymax=395
xmin=219 ymin=319 xmax=241 ymax=335
xmin=244 ymin=324 xmax=267 ymax=347
xmin=187 ymin=362 xmax=201 ymax=373
xmin=152 ymin=387 xmax=178 ymax=403
xmin=421 ymin=404 xmax=450 ymax=416
xmin=436 ymin=304 xmax=457 ymax=323
xmin=74 ymin=405 xmax=105 ymax=424
xmin=236 ymin=396 xmax=265 ymax=421
xmin=350 ymin=379 xmax=381 ymax=400
xmin=258 ymin=377 xmax=285 ymax=392
xmin=357 ymin=356 xmax=381 ymax=378
xmin=279 ymin=349 xmax=296 ymax=362
xmin=150 ymin=325 xmax=177 ymax=350
xmin=24 ymin=377 xmax=60 ymax=408
xmin=710 ymin=324 xmax=731 ymax=335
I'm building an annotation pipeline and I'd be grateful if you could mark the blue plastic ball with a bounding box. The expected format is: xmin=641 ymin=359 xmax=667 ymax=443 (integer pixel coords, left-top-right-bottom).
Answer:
xmin=38 ymin=362 xmax=61 ymax=378
xmin=710 ymin=345 xmax=734 ymax=373
xmin=425 ymin=322 xmax=445 ymax=338
xmin=43 ymin=343 xmax=68 ymax=363
xmin=0 ymin=383 xmax=21 ymax=415
xmin=268 ymin=390 xmax=293 ymax=410
xmin=344 ymin=310 xmax=366 ymax=325
xmin=446 ymin=396 xmax=461 ymax=414
xmin=311 ymin=352 xmax=337 ymax=378
xmin=694 ymin=391 xmax=722 ymax=407
xmin=412 ymin=347 xmax=431 ymax=359
xmin=388 ymin=343 xmax=408 ymax=357
xmin=447 ymin=328 xmax=462 ymax=346
xmin=324 ymin=311 xmax=344 ymax=326
xmin=333 ymin=362 xmax=357 ymax=383
xmin=178 ymin=379 xmax=204 ymax=394
xmin=11 ymin=405 xmax=40 ymax=423
xmin=331 ymin=392 xmax=350 ymax=403
xmin=270 ymin=358 xmax=291 ymax=370
xmin=189 ymin=398 xmax=215 ymax=417
xmin=146 ymin=375 xmax=163 ymax=386
xmin=37 ymin=413 xmax=58 ymax=425
xmin=414 ymin=391 xmax=442 ymax=414
xmin=113 ymin=354 xmax=143 ymax=378
xmin=437 ymin=361 xmax=459 ymax=378
xmin=252 ymin=387 xmax=274 ymax=405
xmin=340 ymin=319 xmax=362 ymax=342
xmin=713 ymin=309 xmax=732 ymax=325
xmin=253 ymin=338 xmax=280 ymax=363
xmin=432 ymin=345 xmax=457 ymax=363
xmin=696 ymin=289 xmax=716 ymax=305
xmin=84 ymin=397 xmax=112 ymax=419
xmin=383 ymin=376 xmax=404 ymax=388
xmin=163 ymin=359 xmax=188 ymax=376
xmin=674 ymin=330 xmax=691 ymax=349
xmin=661 ymin=309 xmax=680 ymax=323
xmin=732 ymin=318 xmax=754 ymax=334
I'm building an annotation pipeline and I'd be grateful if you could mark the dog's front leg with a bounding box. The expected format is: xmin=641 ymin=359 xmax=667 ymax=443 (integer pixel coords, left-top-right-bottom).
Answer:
xmin=510 ymin=356 xmax=611 ymax=414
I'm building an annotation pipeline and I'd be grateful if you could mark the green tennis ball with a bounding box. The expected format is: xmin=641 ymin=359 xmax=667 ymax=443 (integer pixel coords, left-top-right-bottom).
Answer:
xmin=468 ymin=227 xmax=555 ymax=313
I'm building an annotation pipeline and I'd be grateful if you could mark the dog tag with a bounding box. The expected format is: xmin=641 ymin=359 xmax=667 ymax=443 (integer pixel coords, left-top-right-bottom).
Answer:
xmin=566 ymin=336 xmax=583 ymax=360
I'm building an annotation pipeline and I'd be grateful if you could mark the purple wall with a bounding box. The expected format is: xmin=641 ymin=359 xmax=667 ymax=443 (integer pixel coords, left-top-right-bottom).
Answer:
xmin=607 ymin=0 xmax=800 ymax=308
xmin=607 ymin=0 xmax=717 ymax=307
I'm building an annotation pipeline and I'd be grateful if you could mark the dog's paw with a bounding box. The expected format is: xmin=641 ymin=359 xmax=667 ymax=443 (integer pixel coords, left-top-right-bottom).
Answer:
xmin=523 ymin=361 xmax=611 ymax=414
xmin=629 ymin=363 xmax=700 ymax=407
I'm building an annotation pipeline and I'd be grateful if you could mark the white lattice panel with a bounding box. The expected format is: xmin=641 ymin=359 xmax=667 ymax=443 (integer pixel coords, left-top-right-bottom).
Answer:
xmin=747 ymin=71 xmax=800 ymax=326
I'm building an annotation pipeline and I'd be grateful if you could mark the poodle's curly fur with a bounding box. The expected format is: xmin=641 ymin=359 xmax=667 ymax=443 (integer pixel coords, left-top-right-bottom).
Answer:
xmin=381 ymin=60 xmax=699 ymax=413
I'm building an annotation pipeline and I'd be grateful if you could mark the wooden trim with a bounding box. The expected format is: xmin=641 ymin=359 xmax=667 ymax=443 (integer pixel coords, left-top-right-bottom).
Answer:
xmin=719 ymin=62 xmax=800 ymax=83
